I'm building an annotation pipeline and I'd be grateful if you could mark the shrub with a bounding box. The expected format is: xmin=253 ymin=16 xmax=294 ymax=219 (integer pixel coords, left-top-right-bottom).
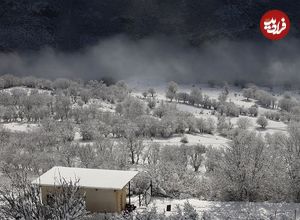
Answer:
xmin=180 ymin=135 xmax=189 ymax=143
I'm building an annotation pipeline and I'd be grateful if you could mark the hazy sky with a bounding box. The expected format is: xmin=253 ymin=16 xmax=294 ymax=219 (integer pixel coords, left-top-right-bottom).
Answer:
xmin=0 ymin=35 xmax=299 ymax=86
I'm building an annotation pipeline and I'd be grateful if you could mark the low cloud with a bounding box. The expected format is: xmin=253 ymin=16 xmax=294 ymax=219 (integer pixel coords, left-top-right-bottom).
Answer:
xmin=0 ymin=35 xmax=299 ymax=86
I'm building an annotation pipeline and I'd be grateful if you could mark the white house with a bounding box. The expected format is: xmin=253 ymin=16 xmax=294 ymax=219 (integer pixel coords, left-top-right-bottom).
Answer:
xmin=32 ymin=166 xmax=138 ymax=213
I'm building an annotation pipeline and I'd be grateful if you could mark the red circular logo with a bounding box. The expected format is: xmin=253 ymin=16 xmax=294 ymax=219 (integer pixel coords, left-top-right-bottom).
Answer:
xmin=260 ymin=10 xmax=290 ymax=40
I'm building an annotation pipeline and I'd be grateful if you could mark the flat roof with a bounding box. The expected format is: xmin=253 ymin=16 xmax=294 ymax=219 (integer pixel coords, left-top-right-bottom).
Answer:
xmin=32 ymin=166 xmax=138 ymax=190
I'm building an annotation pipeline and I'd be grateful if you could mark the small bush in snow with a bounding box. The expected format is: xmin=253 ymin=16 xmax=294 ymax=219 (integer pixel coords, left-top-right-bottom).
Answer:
xmin=180 ymin=135 xmax=188 ymax=143
xmin=236 ymin=117 xmax=252 ymax=130
xmin=183 ymin=202 xmax=199 ymax=220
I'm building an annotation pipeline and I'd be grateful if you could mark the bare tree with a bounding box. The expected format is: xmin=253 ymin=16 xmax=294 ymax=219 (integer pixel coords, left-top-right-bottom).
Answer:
xmin=212 ymin=131 xmax=268 ymax=201
xmin=0 ymin=172 xmax=87 ymax=219
xmin=278 ymin=122 xmax=300 ymax=201
xmin=77 ymin=144 xmax=98 ymax=168
xmin=80 ymin=89 xmax=92 ymax=104
xmin=143 ymin=143 xmax=160 ymax=165
xmin=187 ymin=144 xmax=206 ymax=172
xmin=80 ymin=121 xmax=97 ymax=141
xmin=55 ymin=95 xmax=71 ymax=120
xmin=148 ymin=88 xmax=156 ymax=97
xmin=124 ymin=127 xmax=145 ymax=164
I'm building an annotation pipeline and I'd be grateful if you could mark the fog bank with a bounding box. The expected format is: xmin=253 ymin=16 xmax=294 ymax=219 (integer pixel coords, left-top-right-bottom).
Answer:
xmin=0 ymin=36 xmax=299 ymax=86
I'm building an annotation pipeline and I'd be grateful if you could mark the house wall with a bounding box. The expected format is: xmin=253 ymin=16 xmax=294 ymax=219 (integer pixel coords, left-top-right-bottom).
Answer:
xmin=116 ymin=187 xmax=127 ymax=211
xmin=40 ymin=186 xmax=127 ymax=213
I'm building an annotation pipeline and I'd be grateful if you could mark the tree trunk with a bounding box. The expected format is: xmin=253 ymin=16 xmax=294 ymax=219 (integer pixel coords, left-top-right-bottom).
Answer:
xmin=131 ymin=150 xmax=135 ymax=164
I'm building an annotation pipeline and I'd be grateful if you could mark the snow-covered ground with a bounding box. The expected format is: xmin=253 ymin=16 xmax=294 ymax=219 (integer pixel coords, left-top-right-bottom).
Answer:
xmin=145 ymin=133 xmax=229 ymax=148
xmin=132 ymin=83 xmax=288 ymax=146
xmin=231 ymin=115 xmax=288 ymax=135
xmin=134 ymin=197 xmax=300 ymax=219
xmin=3 ymin=86 xmax=52 ymax=95
xmin=2 ymin=122 xmax=39 ymax=132
xmin=89 ymin=98 xmax=115 ymax=112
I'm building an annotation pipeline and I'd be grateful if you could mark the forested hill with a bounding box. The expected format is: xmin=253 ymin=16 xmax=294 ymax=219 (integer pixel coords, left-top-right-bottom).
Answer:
xmin=1 ymin=0 xmax=300 ymax=51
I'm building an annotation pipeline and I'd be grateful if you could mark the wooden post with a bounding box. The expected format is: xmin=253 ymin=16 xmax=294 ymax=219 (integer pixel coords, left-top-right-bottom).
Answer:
xmin=139 ymin=194 xmax=141 ymax=207
xmin=128 ymin=181 xmax=131 ymax=205
xmin=145 ymin=192 xmax=148 ymax=207
xmin=295 ymin=209 xmax=297 ymax=220
xmin=150 ymin=180 xmax=153 ymax=196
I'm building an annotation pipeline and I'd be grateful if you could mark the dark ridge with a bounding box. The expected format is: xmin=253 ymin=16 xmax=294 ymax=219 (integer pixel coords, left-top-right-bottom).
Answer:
xmin=1 ymin=0 xmax=300 ymax=51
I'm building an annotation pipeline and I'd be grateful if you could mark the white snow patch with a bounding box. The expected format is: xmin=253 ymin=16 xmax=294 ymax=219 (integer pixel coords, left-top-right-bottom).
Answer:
xmin=2 ymin=122 xmax=39 ymax=132
xmin=147 ymin=134 xmax=229 ymax=148
xmin=135 ymin=197 xmax=300 ymax=219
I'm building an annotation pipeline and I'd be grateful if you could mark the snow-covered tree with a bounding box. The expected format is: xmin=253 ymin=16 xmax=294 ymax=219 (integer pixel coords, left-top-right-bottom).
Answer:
xmin=80 ymin=89 xmax=92 ymax=104
xmin=53 ymin=78 xmax=72 ymax=90
xmin=278 ymin=97 xmax=298 ymax=112
xmin=236 ymin=117 xmax=252 ymax=130
xmin=166 ymin=81 xmax=178 ymax=102
xmin=176 ymin=92 xmax=189 ymax=104
xmin=147 ymin=98 xmax=156 ymax=109
xmin=256 ymin=90 xmax=276 ymax=109
xmin=142 ymin=91 xmax=148 ymax=98
xmin=256 ymin=115 xmax=268 ymax=129
xmin=0 ymin=172 xmax=86 ymax=220
xmin=189 ymin=87 xmax=203 ymax=106
xmin=183 ymin=202 xmax=199 ymax=220
xmin=148 ymin=88 xmax=156 ymax=97
xmin=212 ymin=130 xmax=269 ymax=201
xmin=217 ymin=116 xmax=233 ymax=136
xmin=118 ymin=97 xmax=145 ymax=120
xmin=143 ymin=143 xmax=160 ymax=165
xmin=54 ymin=94 xmax=71 ymax=120
xmin=278 ymin=122 xmax=300 ymax=201
xmin=248 ymin=106 xmax=258 ymax=117
xmin=242 ymin=88 xmax=253 ymax=101
xmin=187 ymin=144 xmax=206 ymax=172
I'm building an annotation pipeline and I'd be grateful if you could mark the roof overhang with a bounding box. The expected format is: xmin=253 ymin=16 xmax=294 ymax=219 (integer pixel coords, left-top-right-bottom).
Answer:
xmin=32 ymin=166 xmax=139 ymax=190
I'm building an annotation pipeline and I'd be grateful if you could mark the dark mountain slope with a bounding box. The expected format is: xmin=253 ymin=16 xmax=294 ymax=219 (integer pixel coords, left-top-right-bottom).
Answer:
xmin=0 ymin=0 xmax=299 ymax=51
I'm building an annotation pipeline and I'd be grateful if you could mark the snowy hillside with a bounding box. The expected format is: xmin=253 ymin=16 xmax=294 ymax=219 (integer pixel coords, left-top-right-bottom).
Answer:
xmin=1 ymin=76 xmax=300 ymax=219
